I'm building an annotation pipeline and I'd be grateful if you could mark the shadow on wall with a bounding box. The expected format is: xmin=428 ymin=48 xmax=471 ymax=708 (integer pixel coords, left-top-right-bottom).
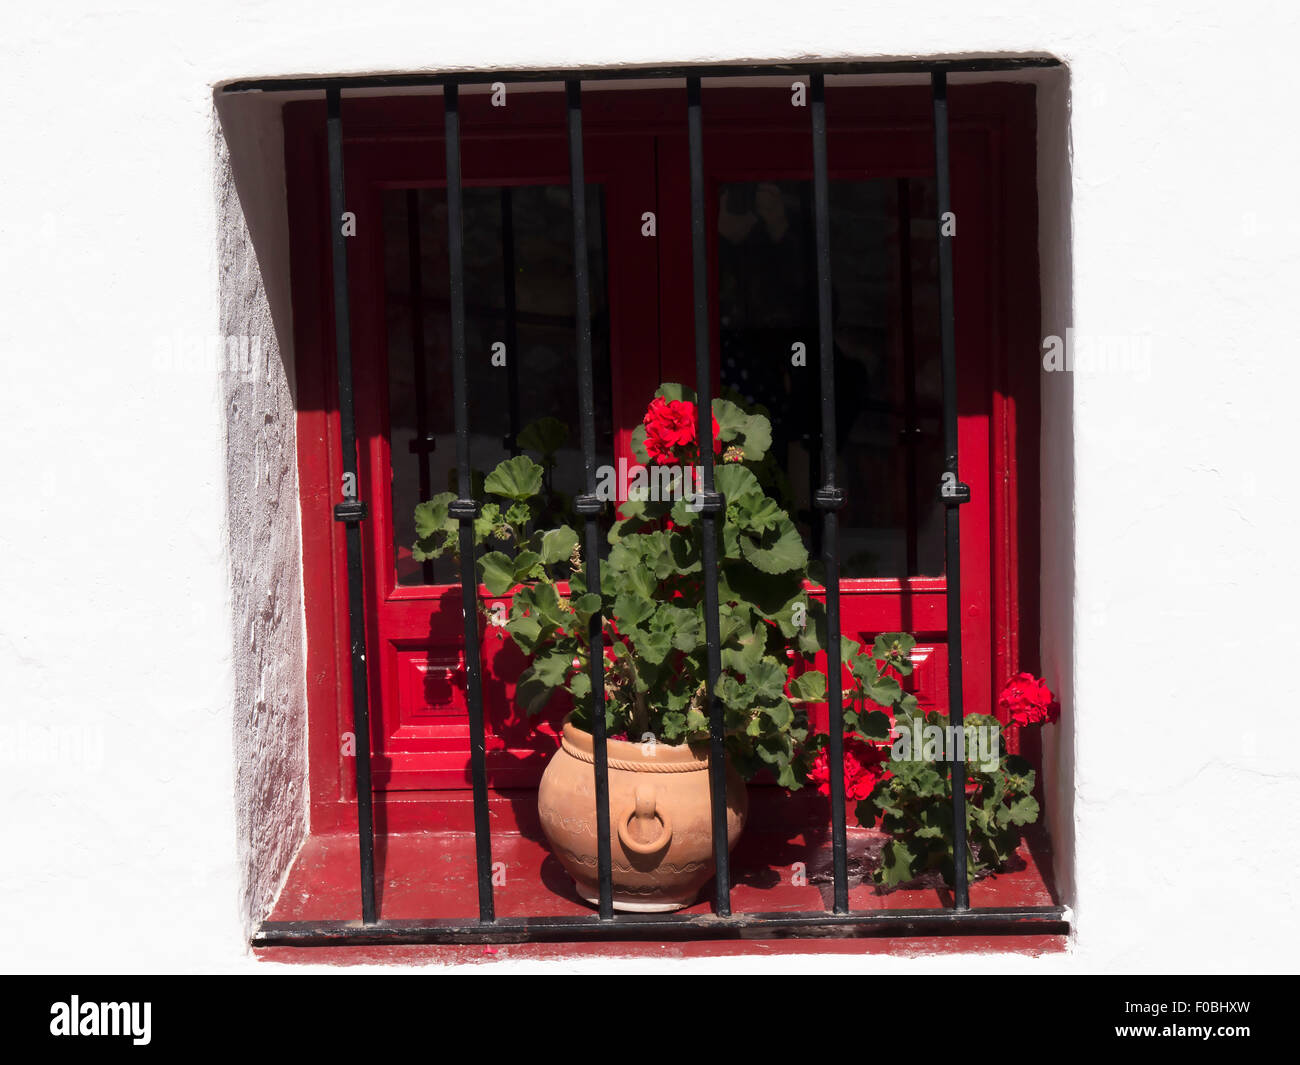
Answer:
xmin=1032 ymin=63 xmax=1075 ymax=922
xmin=214 ymin=88 xmax=309 ymax=940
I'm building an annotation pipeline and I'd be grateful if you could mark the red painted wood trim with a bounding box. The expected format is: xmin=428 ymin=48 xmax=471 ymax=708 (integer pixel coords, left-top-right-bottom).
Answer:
xmin=284 ymin=83 xmax=1043 ymax=826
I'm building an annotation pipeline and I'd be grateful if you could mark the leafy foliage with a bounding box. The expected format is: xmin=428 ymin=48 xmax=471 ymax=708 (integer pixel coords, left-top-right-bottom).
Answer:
xmin=412 ymin=385 xmax=828 ymax=788
xmin=857 ymin=710 xmax=1039 ymax=888
xmin=827 ymin=636 xmax=1043 ymax=887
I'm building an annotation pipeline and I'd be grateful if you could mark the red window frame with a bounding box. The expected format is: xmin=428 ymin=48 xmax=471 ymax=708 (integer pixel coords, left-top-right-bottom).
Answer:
xmin=284 ymin=83 xmax=1041 ymax=833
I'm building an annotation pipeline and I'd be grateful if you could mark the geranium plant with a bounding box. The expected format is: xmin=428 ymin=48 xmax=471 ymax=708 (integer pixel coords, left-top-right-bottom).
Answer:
xmin=815 ymin=653 xmax=1058 ymax=888
xmin=411 ymin=383 xmax=831 ymax=787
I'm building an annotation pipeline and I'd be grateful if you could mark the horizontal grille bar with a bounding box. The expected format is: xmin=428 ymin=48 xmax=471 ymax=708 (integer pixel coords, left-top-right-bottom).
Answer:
xmin=222 ymin=57 xmax=1060 ymax=93
xmin=254 ymin=906 xmax=1068 ymax=946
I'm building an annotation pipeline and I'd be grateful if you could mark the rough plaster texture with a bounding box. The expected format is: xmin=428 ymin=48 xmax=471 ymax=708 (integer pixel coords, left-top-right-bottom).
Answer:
xmin=1033 ymin=66 xmax=1076 ymax=920
xmin=1 ymin=0 xmax=1298 ymax=973
xmin=215 ymin=93 xmax=309 ymax=939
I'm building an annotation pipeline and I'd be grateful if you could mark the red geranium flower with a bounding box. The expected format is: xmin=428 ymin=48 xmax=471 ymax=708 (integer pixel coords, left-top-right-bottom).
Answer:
xmin=997 ymin=672 xmax=1060 ymax=727
xmin=809 ymin=734 xmax=891 ymax=801
xmin=642 ymin=396 xmax=721 ymax=464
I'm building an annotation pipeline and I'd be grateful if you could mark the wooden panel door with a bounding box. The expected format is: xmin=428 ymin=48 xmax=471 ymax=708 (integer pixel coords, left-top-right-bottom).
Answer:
xmin=288 ymin=85 xmax=1038 ymax=807
xmin=654 ymin=84 xmax=1024 ymax=734
xmin=345 ymin=107 xmax=661 ymax=789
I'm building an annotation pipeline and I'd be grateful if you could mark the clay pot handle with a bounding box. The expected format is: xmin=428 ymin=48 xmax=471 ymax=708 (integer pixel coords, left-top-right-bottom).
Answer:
xmin=616 ymin=783 xmax=672 ymax=855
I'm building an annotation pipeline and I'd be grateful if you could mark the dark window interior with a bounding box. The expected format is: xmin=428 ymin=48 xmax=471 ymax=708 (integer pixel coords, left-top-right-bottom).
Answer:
xmin=383 ymin=184 xmax=612 ymax=586
xmin=717 ymin=177 xmax=945 ymax=578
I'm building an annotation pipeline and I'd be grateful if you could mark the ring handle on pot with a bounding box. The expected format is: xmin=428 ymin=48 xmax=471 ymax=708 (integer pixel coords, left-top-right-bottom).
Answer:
xmin=617 ymin=783 xmax=672 ymax=855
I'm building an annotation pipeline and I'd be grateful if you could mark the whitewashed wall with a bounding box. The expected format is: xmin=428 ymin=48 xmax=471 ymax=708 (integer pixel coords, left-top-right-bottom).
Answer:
xmin=1 ymin=0 xmax=1296 ymax=973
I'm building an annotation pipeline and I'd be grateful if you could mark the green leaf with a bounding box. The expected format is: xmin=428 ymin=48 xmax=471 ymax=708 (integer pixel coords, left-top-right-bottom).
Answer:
xmin=629 ymin=627 xmax=672 ymax=665
xmin=656 ymin=382 xmax=697 ymax=403
xmin=613 ymin=593 xmax=655 ymax=629
xmin=840 ymin=635 xmax=863 ymax=665
xmin=413 ymin=492 xmax=457 ymax=539
xmin=484 ymin=455 xmax=544 ymax=501
xmin=658 ymin=605 xmax=702 ymax=652
xmin=532 ymin=649 xmax=573 ymax=687
xmin=538 ymin=525 xmax=579 ymax=565
xmin=712 ymin=397 xmax=772 ymax=462
xmin=504 ymin=501 xmax=533 ymax=531
xmin=529 ymin=582 xmax=572 ymax=629
xmin=472 ymin=501 xmax=503 ymax=543
xmin=568 ymin=671 xmax=591 ymax=701
xmin=721 ymin=518 xmax=742 ymax=560
xmin=788 ymin=671 xmax=827 ymax=701
xmin=512 ymin=550 xmax=543 ymax=582
xmin=762 ymin=699 xmax=794 ymax=729
xmin=863 ymin=673 xmax=904 ymax=709
xmin=775 ymin=762 xmax=801 ymax=789
xmin=607 ymin=539 xmax=660 ymax=598
xmin=1007 ymin=795 xmax=1040 ymax=826
xmin=715 ymin=673 xmax=745 ymax=709
xmin=570 ymin=593 xmax=601 ymax=623
xmin=515 ymin=671 xmax=555 ymax=715
xmin=507 ymin=614 xmax=553 ymax=655
xmin=669 ymin=531 xmax=702 ymax=573
xmin=516 ymin=651 xmax=573 ymax=715
xmin=713 ymin=463 xmax=766 ymax=508
xmin=660 ymin=709 xmax=689 ymax=741
xmin=516 ymin=416 xmax=568 ymax=456
xmin=411 ymin=530 xmax=454 ymax=563
xmin=479 ymin=551 xmax=518 ymax=596
xmin=745 ymin=658 xmax=789 ymax=703
xmin=720 ymin=621 xmax=766 ymax=674
xmin=744 ymin=497 xmax=783 ymax=533
xmin=857 ymin=709 xmax=893 ymax=742
xmin=877 ymin=839 xmax=918 ymax=887
xmin=629 ymin=423 xmax=650 ymax=464
xmin=720 ymin=561 xmax=805 ymax=617
xmin=796 ymin=598 xmax=827 ymax=654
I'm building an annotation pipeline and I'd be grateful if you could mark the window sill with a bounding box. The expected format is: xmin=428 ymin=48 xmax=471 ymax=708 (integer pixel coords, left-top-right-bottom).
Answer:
xmin=256 ymin=790 xmax=1065 ymax=964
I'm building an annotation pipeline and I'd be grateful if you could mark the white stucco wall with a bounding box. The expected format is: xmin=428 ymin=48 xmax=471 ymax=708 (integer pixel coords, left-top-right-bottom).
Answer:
xmin=1 ymin=0 xmax=1297 ymax=973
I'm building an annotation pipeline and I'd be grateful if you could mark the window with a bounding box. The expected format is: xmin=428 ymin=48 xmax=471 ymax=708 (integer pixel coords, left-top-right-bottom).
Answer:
xmin=261 ymin=65 xmax=1059 ymax=949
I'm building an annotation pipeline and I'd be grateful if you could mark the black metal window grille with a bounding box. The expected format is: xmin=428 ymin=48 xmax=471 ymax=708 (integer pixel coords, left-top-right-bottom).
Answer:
xmin=226 ymin=60 xmax=1068 ymax=947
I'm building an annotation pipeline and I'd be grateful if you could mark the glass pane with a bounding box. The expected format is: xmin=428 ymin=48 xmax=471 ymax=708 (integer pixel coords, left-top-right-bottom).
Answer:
xmin=717 ymin=178 xmax=944 ymax=578
xmin=384 ymin=184 xmax=613 ymax=586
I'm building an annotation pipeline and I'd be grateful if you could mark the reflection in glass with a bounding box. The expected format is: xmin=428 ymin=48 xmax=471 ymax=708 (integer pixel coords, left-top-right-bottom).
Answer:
xmin=717 ymin=178 xmax=944 ymax=578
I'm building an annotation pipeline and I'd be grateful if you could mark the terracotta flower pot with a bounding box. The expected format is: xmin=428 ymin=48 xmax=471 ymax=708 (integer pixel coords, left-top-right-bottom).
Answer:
xmin=538 ymin=720 xmax=748 ymax=912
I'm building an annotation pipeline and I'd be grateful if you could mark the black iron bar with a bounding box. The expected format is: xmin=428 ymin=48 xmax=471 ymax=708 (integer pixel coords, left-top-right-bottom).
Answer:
xmin=931 ymin=71 xmax=970 ymax=911
xmin=686 ymin=76 xmax=732 ymax=918
xmin=254 ymin=905 xmax=1068 ymax=946
xmin=565 ymin=80 xmax=615 ymax=920
xmin=896 ymin=178 xmax=920 ymax=577
xmin=501 ymin=187 xmax=522 ymax=456
xmin=797 ymin=182 xmax=824 ymax=562
xmin=224 ymin=57 xmax=1061 ymax=94
xmin=406 ymin=190 xmax=436 ymax=585
xmin=444 ymin=84 xmax=497 ymax=922
xmin=325 ymin=88 xmax=377 ymax=926
xmin=809 ymin=74 xmax=849 ymax=914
